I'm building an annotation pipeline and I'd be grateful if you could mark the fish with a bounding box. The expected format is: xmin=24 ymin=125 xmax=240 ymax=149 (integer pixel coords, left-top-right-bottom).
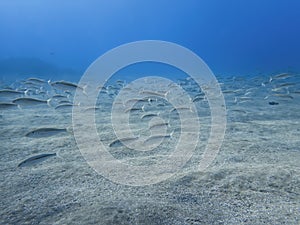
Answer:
xmin=277 ymin=82 xmax=297 ymax=88
xmin=124 ymin=105 xmax=145 ymax=113
xmin=239 ymin=96 xmax=253 ymax=100
xmin=124 ymin=98 xmax=145 ymax=106
xmin=272 ymin=83 xmax=297 ymax=92
xmin=143 ymin=131 xmax=174 ymax=145
xmin=141 ymin=113 xmax=159 ymax=119
xmin=170 ymin=106 xmax=192 ymax=113
xmin=229 ymin=109 xmax=247 ymax=114
xmin=0 ymin=89 xmax=23 ymax=98
xmin=25 ymin=128 xmax=69 ymax=138
xmin=271 ymin=87 xmax=286 ymax=92
xmin=12 ymin=97 xmax=50 ymax=106
xmin=222 ymin=90 xmax=236 ymax=94
xmin=116 ymin=80 xmax=125 ymax=85
xmin=55 ymin=103 xmax=76 ymax=110
xmin=18 ymin=153 xmax=57 ymax=167
xmin=269 ymin=73 xmax=292 ymax=82
xmin=58 ymin=100 xmax=73 ymax=104
xmin=149 ymin=122 xmax=169 ymax=130
xmin=84 ymin=106 xmax=101 ymax=112
xmin=246 ymin=87 xmax=258 ymax=92
xmin=52 ymin=94 xmax=69 ymax=100
xmin=272 ymin=93 xmax=294 ymax=99
xmin=0 ymin=102 xmax=18 ymax=109
xmin=50 ymin=80 xmax=85 ymax=93
xmin=27 ymin=77 xmax=47 ymax=84
xmin=192 ymin=96 xmax=205 ymax=102
xmin=109 ymin=136 xmax=139 ymax=148
xmin=139 ymin=90 xmax=169 ymax=98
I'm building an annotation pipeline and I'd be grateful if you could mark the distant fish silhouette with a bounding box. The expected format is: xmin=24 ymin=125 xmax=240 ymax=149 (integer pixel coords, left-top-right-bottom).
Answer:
xmin=18 ymin=153 xmax=57 ymax=167
xmin=25 ymin=128 xmax=69 ymax=138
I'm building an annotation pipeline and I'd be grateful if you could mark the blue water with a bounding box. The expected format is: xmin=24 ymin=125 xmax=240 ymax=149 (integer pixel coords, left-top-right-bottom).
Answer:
xmin=1 ymin=2 xmax=300 ymax=224
xmin=0 ymin=0 xmax=300 ymax=82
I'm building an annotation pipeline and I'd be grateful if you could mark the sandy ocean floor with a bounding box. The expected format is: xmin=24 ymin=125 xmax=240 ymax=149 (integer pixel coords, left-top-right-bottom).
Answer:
xmin=0 ymin=74 xmax=299 ymax=224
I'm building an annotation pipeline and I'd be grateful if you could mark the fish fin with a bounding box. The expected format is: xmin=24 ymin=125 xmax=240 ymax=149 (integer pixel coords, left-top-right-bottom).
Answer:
xmin=82 ymin=84 xmax=88 ymax=96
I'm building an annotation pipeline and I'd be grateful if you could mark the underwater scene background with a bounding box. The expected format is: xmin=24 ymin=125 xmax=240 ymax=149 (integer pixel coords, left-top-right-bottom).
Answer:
xmin=0 ymin=1 xmax=299 ymax=224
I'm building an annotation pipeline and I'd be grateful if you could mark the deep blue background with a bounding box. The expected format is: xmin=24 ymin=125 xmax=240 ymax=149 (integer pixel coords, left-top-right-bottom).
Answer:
xmin=0 ymin=0 xmax=299 ymax=81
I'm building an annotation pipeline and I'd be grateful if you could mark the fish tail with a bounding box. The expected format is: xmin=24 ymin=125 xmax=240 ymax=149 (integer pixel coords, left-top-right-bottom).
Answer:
xmin=82 ymin=84 xmax=88 ymax=96
xmin=269 ymin=77 xmax=273 ymax=82
xmin=24 ymin=90 xmax=29 ymax=97
xmin=47 ymin=98 xmax=53 ymax=107
xmin=66 ymin=126 xmax=73 ymax=134
xmin=169 ymin=130 xmax=175 ymax=139
xmin=56 ymin=150 xmax=64 ymax=161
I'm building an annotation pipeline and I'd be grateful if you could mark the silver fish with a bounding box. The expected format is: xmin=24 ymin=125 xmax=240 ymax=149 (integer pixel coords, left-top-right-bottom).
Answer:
xmin=27 ymin=77 xmax=47 ymax=84
xmin=52 ymin=94 xmax=69 ymax=100
xmin=270 ymin=73 xmax=292 ymax=82
xmin=229 ymin=109 xmax=247 ymax=114
xmin=139 ymin=90 xmax=169 ymax=98
xmin=192 ymin=96 xmax=205 ymax=102
xmin=18 ymin=153 xmax=56 ymax=167
xmin=149 ymin=122 xmax=169 ymax=130
xmin=124 ymin=98 xmax=145 ymax=106
xmin=58 ymin=100 xmax=72 ymax=104
xmin=25 ymin=128 xmax=68 ymax=138
xmin=12 ymin=97 xmax=49 ymax=106
xmin=143 ymin=131 xmax=174 ymax=145
xmin=50 ymin=80 xmax=84 ymax=92
xmin=55 ymin=103 xmax=76 ymax=110
xmin=0 ymin=102 xmax=18 ymax=109
xmin=222 ymin=90 xmax=237 ymax=94
xmin=84 ymin=106 xmax=101 ymax=112
xmin=277 ymin=82 xmax=297 ymax=88
xmin=124 ymin=105 xmax=145 ymax=113
xmin=141 ymin=113 xmax=159 ymax=119
xmin=0 ymin=89 xmax=23 ymax=97
xmin=170 ymin=107 xmax=192 ymax=113
xmin=273 ymin=93 xmax=294 ymax=99
xmin=109 ymin=136 xmax=139 ymax=147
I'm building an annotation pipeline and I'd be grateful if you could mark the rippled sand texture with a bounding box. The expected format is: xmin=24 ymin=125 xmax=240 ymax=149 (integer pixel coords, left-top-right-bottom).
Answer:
xmin=0 ymin=74 xmax=299 ymax=224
